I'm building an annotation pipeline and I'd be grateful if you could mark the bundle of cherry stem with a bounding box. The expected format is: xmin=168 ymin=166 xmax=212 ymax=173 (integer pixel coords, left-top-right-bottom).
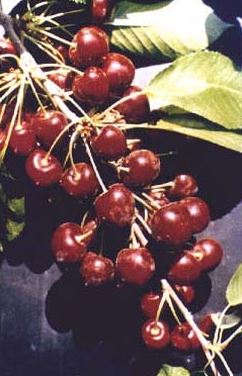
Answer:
xmin=0 ymin=6 xmax=241 ymax=376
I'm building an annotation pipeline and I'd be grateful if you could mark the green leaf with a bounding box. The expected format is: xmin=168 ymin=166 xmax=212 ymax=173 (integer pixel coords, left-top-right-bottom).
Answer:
xmin=109 ymin=0 xmax=232 ymax=61
xmin=5 ymin=219 xmax=25 ymax=242
xmin=8 ymin=197 xmax=25 ymax=218
xmin=226 ymin=264 xmax=242 ymax=306
xmin=211 ymin=311 xmax=241 ymax=330
xmin=155 ymin=115 xmax=242 ymax=153
xmin=157 ymin=364 xmax=190 ymax=376
xmin=146 ymin=51 xmax=242 ymax=130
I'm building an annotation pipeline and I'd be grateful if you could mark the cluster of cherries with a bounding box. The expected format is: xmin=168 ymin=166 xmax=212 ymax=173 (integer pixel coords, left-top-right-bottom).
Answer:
xmin=0 ymin=16 xmax=224 ymax=354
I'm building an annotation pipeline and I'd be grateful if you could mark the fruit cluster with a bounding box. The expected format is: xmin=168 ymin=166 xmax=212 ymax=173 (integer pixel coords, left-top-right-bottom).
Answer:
xmin=0 ymin=8 xmax=223 ymax=354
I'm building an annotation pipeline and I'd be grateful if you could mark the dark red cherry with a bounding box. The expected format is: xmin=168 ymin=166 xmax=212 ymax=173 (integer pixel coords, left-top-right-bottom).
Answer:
xmin=25 ymin=149 xmax=63 ymax=187
xmin=51 ymin=222 xmax=91 ymax=263
xmin=191 ymin=238 xmax=223 ymax=272
xmin=174 ymin=284 xmax=196 ymax=305
xmin=142 ymin=319 xmax=170 ymax=350
xmin=94 ymin=183 xmax=135 ymax=226
xmin=9 ymin=121 xmax=36 ymax=156
xmin=92 ymin=0 xmax=111 ymax=23
xmin=148 ymin=191 xmax=170 ymax=208
xmin=116 ymin=86 xmax=150 ymax=123
xmin=140 ymin=292 xmax=161 ymax=318
xmin=56 ymin=45 xmax=69 ymax=62
xmin=80 ymin=252 xmax=115 ymax=286
xmin=33 ymin=110 xmax=68 ymax=148
xmin=199 ymin=314 xmax=214 ymax=334
xmin=72 ymin=67 xmax=109 ymax=105
xmin=101 ymin=53 xmax=135 ymax=95
xmin=0 ymin=38 xmax=17 ymax=55
xmin=69 ymin=26 xmax=109 ymax=68
xmin=150 ymin=202 xmax=192 ymax=246
xmin=169 ymin=174 xmax=198 ymax=198
xmin=0 ymin=129 xmax=6 ymax=151
xmin=48 ymin=69 xmax=68 ymax=90
xmin=60 ymin=162 xmax=99 ymax=197
xmin=121 ymin=149 xmax=160 ymax=187
xmin=168 ymin=252 xmax=201 ymax=284
xmin=170 ymin=322 xmax=191 ymax=351
xmin=180 ymin=197 xmax=210 ymax=234
xmin=116 ymin=247 xmax=155 ymax=286
xmin=91 ymin=125 xmax=126 ymax=160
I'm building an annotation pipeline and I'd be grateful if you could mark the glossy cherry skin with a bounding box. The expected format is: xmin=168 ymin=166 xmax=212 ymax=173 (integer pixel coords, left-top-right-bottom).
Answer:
xmin=9 ymin=121 xmax=36 ymax=156
xmin=60 ymin=163 xmax=99 ymax=197
xmin=150 ymin=202 xmax=192 ymax=246
xmin=140 ymin=292 xmax=161 ymax=318
xmin=169 ymin=174 xmax=198 ymax=199
xmin=117 ymin=86 xmax=150 ymax=123
xmin=101 ymin=53 xmax=135 ymax=95
xmin=170 ymin=322 xmax=192 ymax=351
xmin=56 ymin=45 xmax=69 ymax=62
xmin=191 ymin=238 xmax=223 ymax=272
xmin=94 ymin=183 xmax=135 ymax=227
xmin=168 ymin=252 xmax=201 ymax=285
xmin=91 ymin=125 xmax=127 ymax=160
xmin=48 ymin=70 xmax=68 ymax=90
xmin=121 ymin=149 xmax=160 ymax=187
xmin=33 ymin=110 xmax=68 ymax=148
xmin=80 ymin=252 xmax=115 ymax=286
xmin=180 ymin=197 xmax=210 ymax=234
xmin=69 ymin=26 xmax=109 ymax=68
xmin=51 ymin=222 xmax=95 ymax=263
xmin=92 ymin=0 xmax=110 ymax=23
xmin=116 ymin=248 xmax=155 ymax=286
xmin=25 ymin=149 xmax=63 ymax=187
xmin=72 ymin=67 xmax=109 ymax=105
xmin=0 ymin=38 xmax=16 ymax=55
xmin=142 ymin=319 xmax=170 ymax=350
xmin=174 ymin=284 xmax=196 ymax=305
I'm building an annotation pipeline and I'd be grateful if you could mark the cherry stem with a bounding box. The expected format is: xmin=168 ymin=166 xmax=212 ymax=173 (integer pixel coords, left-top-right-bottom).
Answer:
xmin=220 ymin=324 xmax=242 ymax=349
xmin=155 ymin=292 xmax=167 ymax=323
xmin=130 ymin=223 xmax=140 ymax=249
xmin=133 ymin=193 xmax=154 ymax=212
xmin=83 ymin=138 xmax=107 ymax=193
xmin=75 ymin=230 xmax=93 ymax=244
xmin=148 ymin=182 xmax=174 ymax=191
xmin=161 ymin=279 xmax=220 ymax=376
xmin=213 ymin=304 xmax=231 ymax=346
xmin=135 ymin=210 xmax=152 ymax=234
xmin=142 ymin=192 xmax=161 ymax=209
xmin=132 ymin=222 xmax=148 ymax=247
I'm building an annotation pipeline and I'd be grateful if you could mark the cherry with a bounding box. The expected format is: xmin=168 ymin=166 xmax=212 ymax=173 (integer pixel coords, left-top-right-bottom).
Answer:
xmin=69 ymin=26 xmax=109 ymax=68
xmin=51 ymin=222 xmax=93 ymax=263
xmin=94 ymin=183 xmax=135 ymax=226
xmin=169 ymin=174 xmax=198 ymax=198
xmin=116 ymin=86 xmax=150 ymax=123
xmin=148 ymin=191 xmax=170 ymax=208
xmin=91 ymin=0 xmax=110 ymax=23
xmin=168 ymin=252 xmax=201 ymax=284
xmin=116 ymin=247 xmax=155 ymax=286
xmin=121 ymin=149 xmax=160 ymax=187
xmin=191 ymin=238 xmax=223 ymax=272
xmin=101 ymin=53 xmax=135 ymax=95
xmin=60 ymin=162 xmax=99 ymax=197
xmin=80 ymin=252 xmax=115 ymax=286
xmin=0 ymin=129 xmax=6 ymax=151
xmin=170 ymin=322 xmax=191 ymax=351
xmin=56 ymin=45 xmax=69 ymax=62
xmin=25 ymin=149 xmax=63 ymax=187
xmin=91 ymin=125 xmax=127 ymax=160
xmin=72 ymin=67 xmax=109 ymax=105
xmin=48 ymin=69 xmax=68 ymax=90
xmin=174 ymin=284 xmax=196 ymax=305
xmin=140 ymin=292 xmax=161 ymax=318
xmin=199 ymin=314 xmax=214 ymax=334
xmin=9 ymin=121 xmax=36 ymax=156
xmin=150 ymin=202 xmax=192 ymax=246
xmin=142 ymin=319 xmax=170 ymax=350
xmin=180 ymin=197 xmax=210 ymax=234
xmin=32 ymin=110 xmax=68 ymax=148
xmin=0 ymin=38 xmax=16 ymax=55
